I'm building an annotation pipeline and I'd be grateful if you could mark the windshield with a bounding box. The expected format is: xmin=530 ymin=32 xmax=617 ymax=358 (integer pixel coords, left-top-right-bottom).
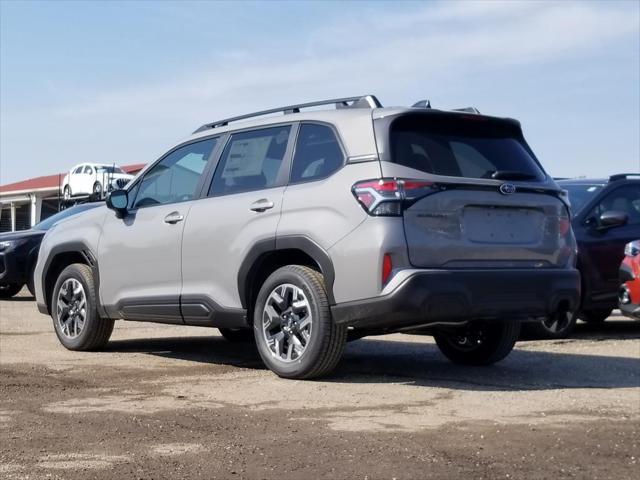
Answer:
xmin=389 ymin=114 xmax=545 ymax=180
xmin=34 ymin=203 xmax=100 ymax=231
xmin=561 ymin=184 xmax=604 ymax=213
xmin=96 ymin=166 xmax=125 ymax=174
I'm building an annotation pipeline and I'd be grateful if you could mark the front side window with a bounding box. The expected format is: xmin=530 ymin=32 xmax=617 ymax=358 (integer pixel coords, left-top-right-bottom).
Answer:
xmin=209 ymin=126 xmax=290 ymax=196
xmin=291 ymin=124 xmax=344 ymax=183
xmin=84 ymin=165 xmax=93 ymax=174
xmin=74 ymin=166 xmax=84 ymax=174
xmin=588 ymin=185 xmax=640 ymax=226
xmin=133 ymin=138 xmax=217 ymax=208
xmin=389 ymin=114 xmax=544 ymax=180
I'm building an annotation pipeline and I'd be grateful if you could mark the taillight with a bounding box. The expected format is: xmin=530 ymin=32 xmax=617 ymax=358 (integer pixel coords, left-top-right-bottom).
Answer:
xmin=352 ymin=178 xmax=434 ymax=216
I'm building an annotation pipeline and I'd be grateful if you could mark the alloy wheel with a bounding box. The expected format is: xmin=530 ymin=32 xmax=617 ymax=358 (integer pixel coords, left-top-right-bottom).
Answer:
xmin=261 ymin=283 xmax=312 ymax=362
xmin=56 ymin=278 xmax=87 ymax=339
xmin=542 ymin=310 xmax=574 ymax=334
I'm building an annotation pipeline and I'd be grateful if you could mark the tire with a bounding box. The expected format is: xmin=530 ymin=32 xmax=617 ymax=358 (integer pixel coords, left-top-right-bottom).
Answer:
xmin=63 ymin=185 xmax=71 ymax=201
xmin=434 ymin=321 xmax=520 ymax=366
xmin=579 ymin=309 xmax=612 ymax=324
xmin=51 ymin=263 xmax=114 ymax=351
xmin=253 ymin=265 xmax=347 ymax=379
xmin=219 ymin=328 xmax=254 ymax=343
xmin=522 ymin=310 xmax=578 ymax=339
xmin=0 ymin=283 xmax=23 ymax=299
xmin=92 ymin=182 xmax=103 ymax=197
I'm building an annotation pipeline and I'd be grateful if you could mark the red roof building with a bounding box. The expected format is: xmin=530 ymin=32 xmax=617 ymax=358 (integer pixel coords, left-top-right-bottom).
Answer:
xmin=0 ymin=163 xmax=146 ymax=232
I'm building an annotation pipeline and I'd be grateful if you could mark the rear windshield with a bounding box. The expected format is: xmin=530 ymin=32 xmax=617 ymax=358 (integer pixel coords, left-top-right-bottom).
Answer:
xmin=389 ymin=114 xmax=545 ymax=180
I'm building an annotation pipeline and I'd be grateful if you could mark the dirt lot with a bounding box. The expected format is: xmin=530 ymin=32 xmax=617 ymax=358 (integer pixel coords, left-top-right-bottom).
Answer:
xmin=1 ymin=289 xmax=639 ymax=479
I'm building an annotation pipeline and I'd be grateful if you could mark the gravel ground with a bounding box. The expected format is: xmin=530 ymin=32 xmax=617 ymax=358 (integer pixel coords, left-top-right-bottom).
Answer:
xmin=1 ymin=288 xmax=639 ymax=479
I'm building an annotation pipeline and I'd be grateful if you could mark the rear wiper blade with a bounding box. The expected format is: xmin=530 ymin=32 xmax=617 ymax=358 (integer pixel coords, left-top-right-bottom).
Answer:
xmin=491 ymin=170 xmax=537 ymax=181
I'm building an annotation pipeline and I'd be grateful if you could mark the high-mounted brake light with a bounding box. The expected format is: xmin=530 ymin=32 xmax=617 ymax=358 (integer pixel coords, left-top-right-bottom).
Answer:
xmin=352 ymin=178 xmax=434 ymax=216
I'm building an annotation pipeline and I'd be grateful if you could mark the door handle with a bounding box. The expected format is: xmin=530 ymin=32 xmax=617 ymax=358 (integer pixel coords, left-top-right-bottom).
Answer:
xmin=249 ymin=199 xmax=274 ymax=212
xmin=164 ymin=211 xmax=184 ymax=224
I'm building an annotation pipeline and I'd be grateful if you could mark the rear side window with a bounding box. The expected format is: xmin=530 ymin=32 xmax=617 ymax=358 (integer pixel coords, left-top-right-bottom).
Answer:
xmin=389 ymin=114 xmax=544 ymax=180
xmin=291 ymin=124 xmax=344 ymax=183
xmin=74 ymin=166 xmax=84 ymax=174
xmin=209 ymin=126 xmax=290 ymax=196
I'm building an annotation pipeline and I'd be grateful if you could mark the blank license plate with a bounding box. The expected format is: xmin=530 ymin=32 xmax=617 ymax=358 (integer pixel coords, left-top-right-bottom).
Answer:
xmin=464 ymin=207 xmax=541 ymax=244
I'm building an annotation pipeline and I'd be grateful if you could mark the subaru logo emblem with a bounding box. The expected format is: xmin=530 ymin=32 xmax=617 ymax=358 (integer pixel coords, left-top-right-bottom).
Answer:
xmin=499 ymin=183 xmax=516 ymax=195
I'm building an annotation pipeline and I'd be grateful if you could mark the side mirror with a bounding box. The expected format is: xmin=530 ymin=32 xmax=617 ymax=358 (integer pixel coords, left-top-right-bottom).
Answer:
xmin=598 ymin=210 xmax=628 ymax=230
xmin=106 ymin=189 xmax=129 ymax=216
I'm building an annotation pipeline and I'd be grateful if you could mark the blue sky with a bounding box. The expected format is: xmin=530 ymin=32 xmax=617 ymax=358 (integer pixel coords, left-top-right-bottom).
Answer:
xmin=1 ymin=0 xmax=639 ymax=184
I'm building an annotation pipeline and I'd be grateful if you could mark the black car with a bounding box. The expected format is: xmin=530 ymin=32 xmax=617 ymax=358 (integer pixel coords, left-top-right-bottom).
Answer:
xmin=0 ymin=203 xmax=101 ymax=298
xmin=530 ymin=173 xmax=640 ymax=337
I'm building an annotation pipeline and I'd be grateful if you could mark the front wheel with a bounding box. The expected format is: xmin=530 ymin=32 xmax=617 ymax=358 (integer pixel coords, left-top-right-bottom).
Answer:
xmin=0 ymin=283 xmax=23 ymax=299
xmin=434 ymin=321 xmax=520 ymax=366
xmin=52 ymin=264 xmax=114 ymax=350
xmin=63 ymin=185 xmax=71 ymax=201
xmin=253 ymin=265 xmax=347 ymax=379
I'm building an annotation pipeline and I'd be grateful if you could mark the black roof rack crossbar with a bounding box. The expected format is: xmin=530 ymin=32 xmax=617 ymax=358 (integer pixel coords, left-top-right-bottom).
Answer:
xmin=193 ymin=95 xmax=382 ymax=133
xmin=609 ymin=173 xmax=640 ymax=182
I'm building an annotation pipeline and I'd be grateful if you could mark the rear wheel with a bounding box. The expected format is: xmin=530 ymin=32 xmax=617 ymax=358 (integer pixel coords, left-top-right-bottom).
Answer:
xmin=253 ymin=265 xmax=347 ymax=379
xmin=522 ymin=310 xmax=578 ymax=339
xmin=0 ymin=283 xmax=23 ymax=299
xmin=434 ymin=321 xmax=520 ymax=365
xmin=579 ymin=309 xmax=612 ymax=324
xmin=92 ymin=181 xmax=103 ymax=197
xmin=219 ymin=328 xmax=253 ymax=343
xmin=52 ymin=264 xmax=114 ymax=350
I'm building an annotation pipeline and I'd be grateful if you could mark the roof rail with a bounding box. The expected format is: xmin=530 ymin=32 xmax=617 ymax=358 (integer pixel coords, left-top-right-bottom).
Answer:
xmin=609 ymin=173 xmax=640 ymax=182
xmin=193 ymin=95 xmax=382 ymax=134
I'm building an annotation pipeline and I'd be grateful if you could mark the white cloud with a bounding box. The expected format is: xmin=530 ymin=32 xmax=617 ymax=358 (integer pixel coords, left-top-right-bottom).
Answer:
xmin=1 ymin=0 xmax=638 ymax=181
xmin=47 ymin=1 xmax=637 ymax=120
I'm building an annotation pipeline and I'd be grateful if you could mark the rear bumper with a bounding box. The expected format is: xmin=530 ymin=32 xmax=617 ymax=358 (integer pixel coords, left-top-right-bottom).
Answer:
xmin=331 ymin=268 xmax=580 ymax=329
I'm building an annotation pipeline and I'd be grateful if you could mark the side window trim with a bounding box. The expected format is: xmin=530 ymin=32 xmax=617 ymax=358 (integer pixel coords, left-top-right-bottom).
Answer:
xmin=129 ymin=136 xmax=220 ymax=211
xmin=206 ymin=123 xmax=297 ymax=197
xmin=287 ymin=121 xmax=347 ymax=185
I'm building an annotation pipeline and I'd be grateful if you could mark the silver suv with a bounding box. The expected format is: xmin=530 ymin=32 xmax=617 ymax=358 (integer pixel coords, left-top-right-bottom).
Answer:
xmin=34 ymin=95 xmax=580 ymax=379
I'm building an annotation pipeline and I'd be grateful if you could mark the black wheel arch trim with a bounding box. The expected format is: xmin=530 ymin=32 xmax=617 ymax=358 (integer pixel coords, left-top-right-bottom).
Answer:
xmin=39 ymin=240 xmax=105 ymax=317
xmin=237 ymin=235 xmax=336 ymax=308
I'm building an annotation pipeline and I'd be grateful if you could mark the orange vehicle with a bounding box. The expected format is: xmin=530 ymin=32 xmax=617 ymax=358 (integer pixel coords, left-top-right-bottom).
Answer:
xmin=619 ymin=240 xmax=640 ymax=319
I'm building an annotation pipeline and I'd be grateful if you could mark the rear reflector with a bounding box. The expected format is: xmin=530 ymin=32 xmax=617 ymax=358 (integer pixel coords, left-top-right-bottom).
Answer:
xmin=382 ymin=253 xmax=393 ymax=285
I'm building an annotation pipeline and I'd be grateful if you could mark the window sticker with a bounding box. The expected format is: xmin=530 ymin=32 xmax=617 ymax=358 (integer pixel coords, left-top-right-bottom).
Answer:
xmin=222 ymin=136 xmax=272 ymax=178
